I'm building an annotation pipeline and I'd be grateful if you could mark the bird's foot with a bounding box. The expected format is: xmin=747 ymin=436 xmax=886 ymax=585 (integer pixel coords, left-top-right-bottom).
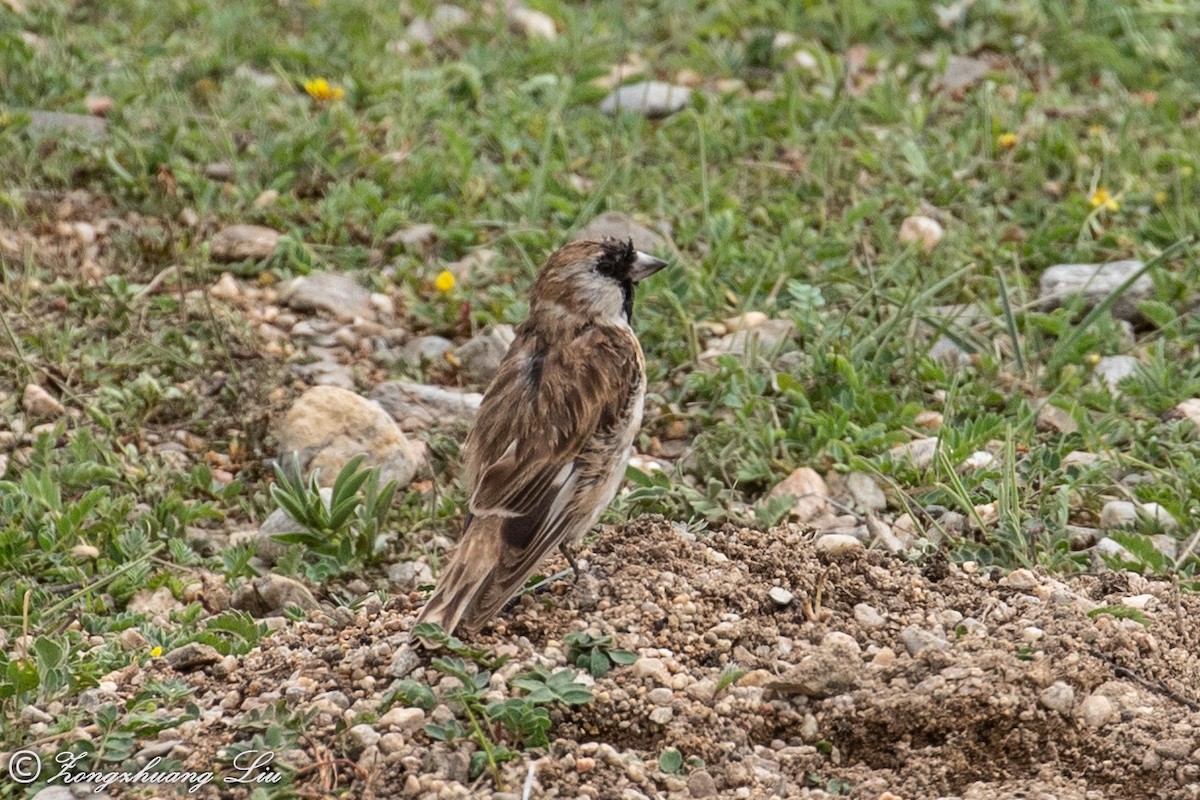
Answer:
xmin=559 ymin=542 xmax=582 ymax=582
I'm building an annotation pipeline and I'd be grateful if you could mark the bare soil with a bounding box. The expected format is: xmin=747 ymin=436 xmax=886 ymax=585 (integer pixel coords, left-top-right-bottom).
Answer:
xmin=121 ymin=517 xmax=1200 ymax=799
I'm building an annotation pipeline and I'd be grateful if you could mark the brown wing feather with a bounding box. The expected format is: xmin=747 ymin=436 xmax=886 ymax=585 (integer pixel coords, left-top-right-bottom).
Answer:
xmin=417 ymin=323 xmax=641 ymax=634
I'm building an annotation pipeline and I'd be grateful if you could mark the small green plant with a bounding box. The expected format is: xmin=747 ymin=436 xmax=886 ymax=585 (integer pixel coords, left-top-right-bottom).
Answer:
xmin=269 ymin=454 xmax=399 ymax=575
xmin=1088 ymin=604 xmax=1149 ymax=626
xmin=422 ymin=655 xmax=593 ymax=787
xmin=563 ymin=631 xmax=637 ymax=678
xmin=658 ymin=747 xmax=684 ymax=774
xmin=715 ymin=665 xmax=748 ymax=696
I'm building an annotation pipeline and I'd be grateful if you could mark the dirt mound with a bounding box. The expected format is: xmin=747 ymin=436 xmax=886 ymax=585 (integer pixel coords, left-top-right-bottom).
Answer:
xmin=113 ymin=517 xmax=1199 ymax=799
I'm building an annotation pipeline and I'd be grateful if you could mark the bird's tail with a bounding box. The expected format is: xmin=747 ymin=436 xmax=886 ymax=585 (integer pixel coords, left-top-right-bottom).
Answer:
xmin=415 ymin=516 xmax=516 ymax=635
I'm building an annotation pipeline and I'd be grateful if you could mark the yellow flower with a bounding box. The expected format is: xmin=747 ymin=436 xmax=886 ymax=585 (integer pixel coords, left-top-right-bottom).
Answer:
xmin=1155 ymin=190 xmax=1168 ymax=206
xmin=150 ymin=646 xmax=163 ymax=658
xmin=1089 ymin=187 xmax=1119 ymax=211
xmin=1084 ymin=352 xmax=1101 ymax=367
xmin=434 ymin=270 xmax=456 ymax=293
xmin=303 ymin=78 xmax=345 ymax=102
xmin=997 ymin=132 xmax=1018 ymax=149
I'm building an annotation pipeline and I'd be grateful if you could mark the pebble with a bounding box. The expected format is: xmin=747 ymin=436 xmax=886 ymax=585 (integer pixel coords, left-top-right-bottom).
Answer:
xmin=767 ymin=467 xmax=829 ymax=522
xmin=853 ymin=603 xmax=886 ymax=629
xmin=648 ymin=706 xmax=674 ymax=724
xmin=276 ymin=385 xmax=421 ymax=488
xmin=898 ymin=215 xmax=944 ymax=252
xmin=210 ymin=224 xmax=280 ymax=262
xmin=1038 ymin=260 xmax=1150 ymax=321
xmin=1036 ymin=681 xmax=1075 ymax=714
xmin=815 ymin=533 xmax=863 ymax=556
xmin=506 ymin=4 xmax=556 ymax=39
xmin=455 ymin=325 xmax=515 ymax=384
xmin=372 ymin=380 xmax=483 ymax=431
xmin=647 ymin=687 xmax=673 ymax=705
xmin=599 ymin=81 xmax=692 ymax=117
xmin=768 ymin=586 xmax=794 ymax=606
xmin=1078 ymin=694 xmax=1115 ymax=728
xmin=845 ymin=471 xmax=886 ymax=511
xmin=1167 ymin=398 xmax=1200 ymax=430
xmin=960 ymin=450 xmax=995 ymax=470
xmin=23 ymin=384 xmax=66 ymax=419
xmin=632 ymin=657 xmax=671 ymax=684
xmin=282 ymin=272 xmax=375 ymax=321
xmin=1036 ymin=403 xmax=1078 ymax=434
xmin=888 ymin=437 xmax=939 ymax=469
xmin=1094 ymin=355 xmax=1139 ymax=392
xmin=209 ymin=272 xmax=241 ymax=300
xmin=1099 ymin=501 xmax=1138 ymax=530
xmin=686 ymin=769 xmax=718 ymax=798
xmin=347 ymin=723 xmax=380 ymax=753
xmin=900 ymin=625 xmax=951 ymax=656
xmin=1139 ymin=502 xmax=1178 ymax=529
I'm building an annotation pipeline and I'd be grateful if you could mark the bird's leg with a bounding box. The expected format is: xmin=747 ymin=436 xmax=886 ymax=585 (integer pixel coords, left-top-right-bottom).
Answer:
xmin=558 ymin=542 xmax=582 ymax=582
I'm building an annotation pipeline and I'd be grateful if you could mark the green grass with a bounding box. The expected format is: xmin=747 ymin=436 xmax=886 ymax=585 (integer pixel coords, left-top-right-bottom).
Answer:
xmin=2 ymin=0 xmax=1200 ymax=789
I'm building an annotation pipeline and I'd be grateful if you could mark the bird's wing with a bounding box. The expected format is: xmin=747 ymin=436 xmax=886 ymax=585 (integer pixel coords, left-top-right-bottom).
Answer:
xmin=463 ymin=322 xmax=639 ymax=561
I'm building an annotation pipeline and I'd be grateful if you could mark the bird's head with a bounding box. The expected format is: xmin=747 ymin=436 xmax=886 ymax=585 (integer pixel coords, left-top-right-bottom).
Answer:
xmin=528 ymin=238 xmax=668 ymax=325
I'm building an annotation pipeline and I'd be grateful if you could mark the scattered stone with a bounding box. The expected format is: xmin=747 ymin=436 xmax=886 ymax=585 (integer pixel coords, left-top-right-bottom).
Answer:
xmin=599 ymin=81 xmax=692 ymax=117
xmin=765 ymin=640 xmax=861 ymax=699
xmin=386 ymin=223 xmax=438 ymax=253
xmin=389 ymin=644 xmax=420 ymax=678
xmin=815 ymin=533 xmax=863 ymax=556
xmin=85 ymin=96 xmax=115 ymax=116
xmin=209 ymin=272 xmax=242 ymax=301
xmin=768 ymin=586 xmax=794 ymax=606
xmin=900 ymin=625 xmax=951 ymax=656
xmin=371 ymin=380 xmax=483 ymax=430
xmin=1036 ymin=403 xmax=1078 ymax=434
xmin=128 ymin=586 xmax=182 ymax=619
xmin=1099 ymin=501 xmax=1138 ymax=530
xmin=703 ymin=319 xmax=796 ymax=361
xmin=927 ymin=335 xmax=971 ymax=367
xmin=250 ymin=488 xmax=334 ymax=564
xmin=914 ymin=409 xmax=943 ymax=430
xmin=1165 ymin=398 xmax=1200 ymax=430
xmin=1093 ymin=355 xmax=1139 ymax=392
xmin=1095 ymin=536 xmax=1135 ymax=561
xmin=386 ymin=560 xmax=434 ymax=591
xmin=888 ymin=437 xmax=939 ymax=469
xmin=253 ymin=189 xmax=279 ymax=208
xmin=934 ymin=55 xmax=991 ymax=92
xmin=506 ymin=4 xmax=556 ymax=39
xmin=232 ymin=574 xmax=319 ymax=616
xmin=767 ymin=467 xmax=829 ymax=522
xmin=276 ymin=385 xmax=421 ymax=487
xmin=164 ymin=642 xmax=222 ymax=672
xmin=575 ymin=211 xmax=667 ymax=254
xmin=210 ymin=224 xmax=280 ymax=262
xmin=281 ymin=272 xmax=375 ymax=321
xmin=1039 ymin=681 xmax=1076 ymax=713
xmin=898 ymin=215 xmax=944 ymax=252
xmin=401 ymin=335 xmax=455 ymax=364
xmin=379 ymin=706 xmax=425 ymax=732
xmin=22 ymin=384 xmax=65 ymax=419
xmin=26 ymin=110 xmax=108 ymax=139
xmin=853 ymin=603 xmax=886 ymax=629
xmin=1140 ymin=502 xmax=1179 ymax=530
xmin=632 ymin=657 xmax=671 ymax=684
xmin=204 ymin=162 xmax=234 ymax=181
xmin=1038 ymin=260 xmax=1151 ymax=321
xmin=1067 ymin=525 xmax=1100 ymax=550
xmin=845 ymin=472 xmax=886 ymax=512
xmin=454 ymin=325 xmax=515 ymax=384
xmin=648 ymin=706 xmax=673 ymax=724
xmin=1078 ymin=694 xmax=1114 ymax=728
xmin=791 ymin=50 xmax=819 ymax=72
xmin=347 ymin=724 xmax=381 ymax=755
xmin=960 ymin=450 xmax=995 ymax=470
xmin=686 ymin=769 xmax=718 ymax=798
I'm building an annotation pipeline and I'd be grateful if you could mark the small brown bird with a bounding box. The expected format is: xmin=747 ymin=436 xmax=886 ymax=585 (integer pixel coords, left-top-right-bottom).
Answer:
xmin=416 ymin=238 xmax=668 ymax=635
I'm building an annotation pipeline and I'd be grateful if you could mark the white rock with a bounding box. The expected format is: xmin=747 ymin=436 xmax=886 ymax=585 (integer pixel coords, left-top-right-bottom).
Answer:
xmin=22 ymin=384 xmax=66 ymax=419
xmin=1078 ymin=694 xmax=1114 ymax=728
xmin=209 ymin=272 xmax=241 ymax=300
xmin=379 ymin=706 xmax=426 ymax=733
xmin=853 ymin=603 xmax=886 ymax=629
xmin=792 ymin=50 xmax=819 ymax=72
xmin=506 ymin=4 xmax=556 ymax=39
xmin=888 ymin=437 xmax=939 ymax=469
xmin=1139 ymin=502 xmax=1178 ymax=530
xmin=898 ymin=215 xmax=944 ymax=253
xmin=768 ymin=586 xmax=794 ymax=606
xmin=281 ymin=272 xmax=375 ymax=321
xmin=845 ymin=471 xmax=886 ymax=511
xmin=210 ymin=224 xmax=279 ymax=262
xmin=599 ymin=81 xmax=692 ymax=117
xmin=1039 ymin=681 xmax=1075 ymax=713
xmin=768 ymin=467 xmax=829 ymax=522
xmin=960 ymin=450 xmax=995 ymax=470
xmin=276 ymin=386 xmax=422 ymax=488
xmin=1121 ymin=594 xmax=1156 ymax=610
xmin=1038 ymin=260 xmax=1150 ymax=321
xmin=371 ymin=381 xmax=482 ymax=431
xmin=1167 ymin=398 xmax=1200 ymax=430
xmin=815 ymin=534 xmax=862 ymax=556
xmin=1099 ymin=501 xmax=1138 ymax=530
xmin=1094 ymin=355 xmax=1139 ymax=392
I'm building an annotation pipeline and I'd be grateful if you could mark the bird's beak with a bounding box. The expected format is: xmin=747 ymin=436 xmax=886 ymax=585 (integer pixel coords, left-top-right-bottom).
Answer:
xmin=629 ymin=251 xmax=668 ymax=283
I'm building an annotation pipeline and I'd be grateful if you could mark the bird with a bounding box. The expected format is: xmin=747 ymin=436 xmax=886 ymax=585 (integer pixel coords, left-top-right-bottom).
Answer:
xmin=416 ymin=238 xmax=668 ymax=635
